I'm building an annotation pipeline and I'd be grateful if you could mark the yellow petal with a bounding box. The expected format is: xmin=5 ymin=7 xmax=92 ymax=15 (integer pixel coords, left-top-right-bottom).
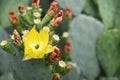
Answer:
xmin=23 ymin=27 xmax=53 ymax=60
xmin=22 ymin=54 xmax=32 ymax=61
xmin=24 ymin=27 xmax=42 ymax=60
xmin=37 ymin=45 xmax=54 ymax=58
xmin=45 ymin=45 xmax=54 ymax=54
xmin=24 ymin=27 xmax=41 ymax=49
xmin=39 ymin=30 xmax=49 ymax=49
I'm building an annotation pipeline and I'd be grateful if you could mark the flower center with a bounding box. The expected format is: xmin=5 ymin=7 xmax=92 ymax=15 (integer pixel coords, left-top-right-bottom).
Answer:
xmin=35 ymin=44 xmax=39 ymax=49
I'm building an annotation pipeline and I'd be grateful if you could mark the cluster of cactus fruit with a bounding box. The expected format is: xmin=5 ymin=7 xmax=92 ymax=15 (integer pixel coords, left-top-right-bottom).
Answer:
xmin=0 ymin=0 xmax=72 ymax=80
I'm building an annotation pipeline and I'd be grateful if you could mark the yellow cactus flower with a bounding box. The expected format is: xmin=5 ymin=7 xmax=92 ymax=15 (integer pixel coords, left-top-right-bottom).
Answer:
xmin=23 ymin=27 xmax=53 ymax=60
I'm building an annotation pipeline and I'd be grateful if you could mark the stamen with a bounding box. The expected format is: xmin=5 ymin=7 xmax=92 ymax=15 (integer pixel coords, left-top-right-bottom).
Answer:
xmin=35 ymin=44 xmax=39 ymax=49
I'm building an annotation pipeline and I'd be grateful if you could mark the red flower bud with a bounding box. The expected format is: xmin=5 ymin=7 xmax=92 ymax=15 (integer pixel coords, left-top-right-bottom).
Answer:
xmin=53 ymin=73 xmax=61 ymax=80
xmin=66 ymin=64 xmax=72 ymax=72
xmin=64 ymin=45 xmax=71 ymax=54
xmin=65 ymin=7 xmax=72 ymax=19
xmin=65 ymin=41 xmax=71 ymax=47
xmin=13 ymin=29 xmax=22 ymax=45
xmin=18 ymin=4 xmax=26 ymax=14
xmin=50 ymin=10 xmax=63 ymax=27
xmin=47 ymin=2 xmax=58 ymax=16
xmin=8 ymin=11 xmax=19 ymax=26
xmin=49 ymin=47 xmax=60 ymax=62
xmin=54 ymin=46 xmax=60 ymax=54
xmin=64 ymin=41 xmax=71 ymax=54
xmin=32 ymin=0 xmax=39 ymax=4
xmin=32 ymin=0 xmax=40 ymax=8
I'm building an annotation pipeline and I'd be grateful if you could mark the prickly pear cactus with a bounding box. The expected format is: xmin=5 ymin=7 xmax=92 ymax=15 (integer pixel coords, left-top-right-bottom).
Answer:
xmin=97 ymin=0 xmax=120 ymax=29
xmin=0 ymin=26 xmax=53 ymax=80
xmin=0 ymin=0 xmax=73 ymax=80
xmin=69 ymin=14 xmax=106 ymax=79
xmin=0 ymin=72 xmax=15 ymax=80
xmin=0 ymin=52 xmax=53 ymax=80
xmin=97 ymin=29 xmax=120 ymax=76
xmin=12 ymin=57 xmax=53 ymax=80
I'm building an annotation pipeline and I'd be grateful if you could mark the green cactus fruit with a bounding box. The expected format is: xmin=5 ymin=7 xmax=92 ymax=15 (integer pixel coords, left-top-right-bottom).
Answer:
xmin=97 ymin=28 xmax=120 ymax=76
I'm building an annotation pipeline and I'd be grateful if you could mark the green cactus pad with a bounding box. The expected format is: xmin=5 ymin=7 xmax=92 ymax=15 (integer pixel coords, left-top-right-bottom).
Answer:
xmin=0 ymin=72 xmax=15 ymax=80
xmin=97 ymin=28 xmax=120 ymax=76
xmin=97 ymin=0 xmax=120 ymax=29
xmin=11 ymin=53 xmax=52 ymax=80
xmin=69 ymin=14 xmax=106 ymax=79
xmin=0 ymin=27 xmax=13 ymax=75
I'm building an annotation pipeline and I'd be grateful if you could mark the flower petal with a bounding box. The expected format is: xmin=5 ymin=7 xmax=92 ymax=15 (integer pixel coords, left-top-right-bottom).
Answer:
xmin=22 ymin=54 xmax=32 ymax=61
xmin=39 ymin=30 xmax=49 ymax=49
xmin=45 ymin=45 xmax=54 ymax=53
xmin=37 ymin=45 xmax=53 ymax=58
xmin=24 ymin=27 xmax=41 ymax=47
xmin=23 ymin=27 xmax=42 ymax=60
xmin=23 ymin=27 xmax=53 ymax=60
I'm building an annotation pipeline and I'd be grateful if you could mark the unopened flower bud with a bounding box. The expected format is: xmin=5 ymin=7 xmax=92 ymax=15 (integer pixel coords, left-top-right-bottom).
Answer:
xmin=53 ymin=73 xmax=61 ymax=80
xmin=65 ymin=7 xmax=72 ymax=20
xmin=64 ymin=46 xmax=70 ymax=54
xmin=65 ymin=41 xmax=71 ymax=47
xmin=8 ymin=11 xmax=19 ymax=26
xmin=49 ymin=47 xmax=60 ymax=62
xmin=63 ymin=41 xmax=71 ymax=61
xmin=32 ymin=0 xmax=40 ymax=8
xmin=39 ymin=2 xmax=58 ymax=28
xmin=18 ymin=4 xmax=26 ymax=14
xmin=0 ymin=40 xmax=16 ymax=55
xmin=13 ymin=30 xmax=22 ymax=46
xmin=50 ymin=10 xmax=63 ymax=27
xmin=47 ymin=2 xmax=58 ymax=16
xmin=66 ymin=64 xmax=72 ymax=72
xmin=18 ymin=4 xmax=33 ymax=26
xmin=53 ymin=46 xmax=60 ymax=54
